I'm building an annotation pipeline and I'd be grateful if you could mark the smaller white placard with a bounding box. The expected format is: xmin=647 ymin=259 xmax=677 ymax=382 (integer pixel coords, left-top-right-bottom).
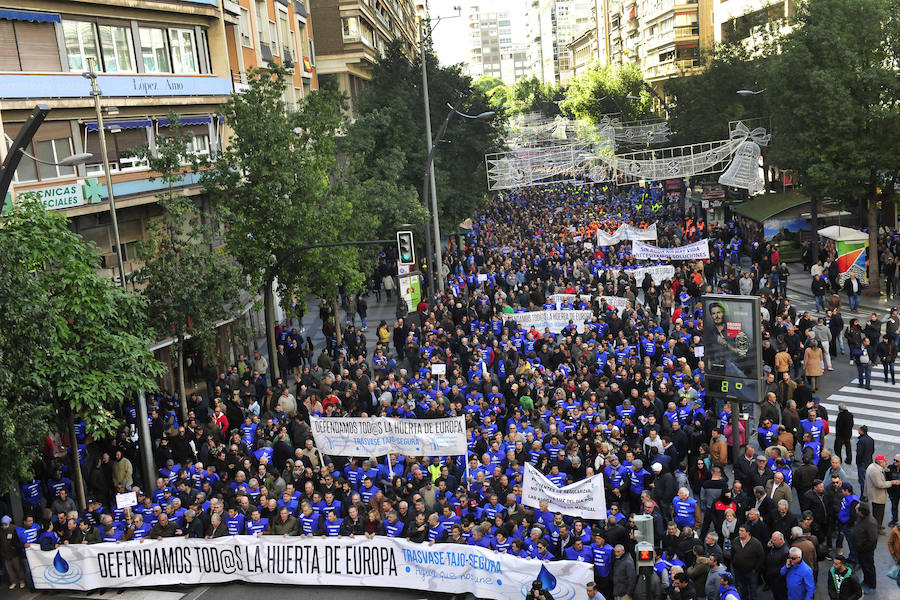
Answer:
xmin=431 ymin=363 xmax=447 ymax=375
xmin=116 ymin=491 xmax=137 ymax=509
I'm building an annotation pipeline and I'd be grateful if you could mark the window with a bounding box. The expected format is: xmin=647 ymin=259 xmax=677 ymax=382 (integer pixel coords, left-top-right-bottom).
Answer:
xmin=139 ymin=27 xmax=170 ymax=73
xmin=190 ymin=134 xmax=210 ymax=157
xmin=279 ymin=15 xmax=291 ymax=60
xmin=342 ymin=16 xmax=359 ymax=42
xmin=13 ymin=137 xmax=76 ymax=183
xmin=117 ymin=240 xmax=141 ymax=262
xmin=0 ymin=21 xmax=62 ymax=71
xmin=63 ymin=20 xmax=100 ymax=71
xmin=269 ymin=22 xmax=279 ymax=55
xmin=239 ymin=8 xmax=253 ymax=46
xmin=99 ymin=25 xmax=135 ymax=72
xmin=85 ymin=128 xmax=149 ymax=174
xmin=168 ymin=28 xmax=198 ymax=74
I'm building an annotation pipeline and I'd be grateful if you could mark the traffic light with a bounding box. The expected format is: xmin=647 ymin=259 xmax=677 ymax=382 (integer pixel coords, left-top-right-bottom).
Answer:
xmin=636 ymin=542 xmax=654 ymax=568
xmin=397 ymin=230 xmax=415 ymax=267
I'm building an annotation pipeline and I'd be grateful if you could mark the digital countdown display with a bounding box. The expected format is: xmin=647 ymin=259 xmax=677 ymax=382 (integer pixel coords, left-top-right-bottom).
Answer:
xmin=705 ymin=375 xmax=759 ymax=405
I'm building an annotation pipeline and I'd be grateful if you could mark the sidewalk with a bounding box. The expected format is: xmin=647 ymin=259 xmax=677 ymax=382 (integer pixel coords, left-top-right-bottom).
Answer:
xmin=785 ymin=263 xmax=896 ymax=319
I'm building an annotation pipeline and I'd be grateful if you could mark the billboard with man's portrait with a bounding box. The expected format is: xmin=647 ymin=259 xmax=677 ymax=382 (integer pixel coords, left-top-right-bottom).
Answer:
xmin=702 ymin=295 xmax=760 ymax=381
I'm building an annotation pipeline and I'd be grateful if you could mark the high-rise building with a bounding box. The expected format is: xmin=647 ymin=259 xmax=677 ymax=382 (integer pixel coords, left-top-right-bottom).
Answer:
xmin=465 ymin=4 xmax=528 ymax=85
xmin=538 ymin=0 xmax=593 ymax=85
xmin=309 ymin=0 xmax=420 ymax=115
xmin=524 ymin=0 xmax=545 ymax=81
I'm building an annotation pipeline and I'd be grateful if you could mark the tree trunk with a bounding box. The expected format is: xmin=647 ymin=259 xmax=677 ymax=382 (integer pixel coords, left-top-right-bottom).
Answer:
xmin=810 ymin=195 xmax=819 ymax=265
xmin=176 ymin=335 xmax=188 ymax=424
xmin=334 ymin=290 xmax=343 ymax=347
xmin=867 ymin=196 xmax=881 ymax=296
xmin=68 ymin=408 xmax=87 ymax=511
xmin=263 ymin=280 xmax=279 ymax=383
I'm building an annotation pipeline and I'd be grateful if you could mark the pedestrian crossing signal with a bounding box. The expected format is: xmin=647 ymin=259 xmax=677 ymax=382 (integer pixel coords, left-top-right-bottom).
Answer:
xmin=397 ymin=231 xmax=415 ymax=267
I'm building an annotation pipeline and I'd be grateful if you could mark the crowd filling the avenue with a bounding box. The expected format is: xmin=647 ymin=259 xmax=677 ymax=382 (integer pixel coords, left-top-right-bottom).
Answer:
xmin=4 ymin=183 xmax=900 ymax=600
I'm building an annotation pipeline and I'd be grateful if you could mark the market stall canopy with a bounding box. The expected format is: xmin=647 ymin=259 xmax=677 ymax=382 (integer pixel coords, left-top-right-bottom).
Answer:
xmin=731 ymin=190 xmax=809 ymax=223
xmin=817 ymin=225 xmax=868 ymax=241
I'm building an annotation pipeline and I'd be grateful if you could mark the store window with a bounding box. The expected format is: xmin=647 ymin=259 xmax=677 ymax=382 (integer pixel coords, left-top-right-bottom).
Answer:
xmin=9 ymin=122 xmax=77 ymax=183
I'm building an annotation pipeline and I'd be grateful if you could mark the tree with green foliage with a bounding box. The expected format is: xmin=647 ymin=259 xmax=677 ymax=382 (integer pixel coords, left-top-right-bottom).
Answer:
xmin=561 ymin=62 xmax=654 ymax=123
xmin=474 ymin=76 xmax=510 ymax=112
xmin=130 ymin=117 xmax=244 ymax=421
xmin=346 ymin=39 xmax=505 ymax=241
xmin=664 ymin=44 xmax=772 ymax=145
xmin=0 ymin=199 xmax=162 ymax=504
xmin=509 ymin=75 xmax=566 ymax=117
xmin=767 ymin=0 xmax=900 ymax=290
xmin=201 ymin=65 xmax=362 ymax=379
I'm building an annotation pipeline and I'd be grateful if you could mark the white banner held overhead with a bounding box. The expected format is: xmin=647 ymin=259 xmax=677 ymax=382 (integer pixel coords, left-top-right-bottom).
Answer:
xmin=629 ymin=265 xmax=676 ymax=286
xmin=596 ymin=223 xmax=658 ymax=246
xmin=522 ymin=463 xmax=608 ymax=520
xmin=632 ymin=239 xmax=710 ymax=260
xmin=597 ymin=296 xmax=629 ymax=315
xmin=26 ymin=535 xmax=594 ymax=599
xmin=309 ymin=416 xmax=466 ymax=457
xmin=511 ymin=310 xmax=593 ymax=333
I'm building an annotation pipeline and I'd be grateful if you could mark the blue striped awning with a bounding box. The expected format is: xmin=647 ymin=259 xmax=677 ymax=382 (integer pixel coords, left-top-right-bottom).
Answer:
xmin=0 ymin=9 xmax=61 ymax=23
xmin=157 ymin=116 xmax=213 ymax=127
xmin=84 ymin=119 xmax=152 ymax=132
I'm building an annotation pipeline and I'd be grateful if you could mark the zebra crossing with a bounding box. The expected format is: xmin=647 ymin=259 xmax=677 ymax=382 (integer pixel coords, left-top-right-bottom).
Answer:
xmin=819 ymin=361 xmax=900 ymax=444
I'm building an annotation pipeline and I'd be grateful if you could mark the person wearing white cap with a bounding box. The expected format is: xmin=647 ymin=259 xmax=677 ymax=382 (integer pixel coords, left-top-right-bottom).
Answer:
xmin=0 ymin=515 xmax=26 ymax=589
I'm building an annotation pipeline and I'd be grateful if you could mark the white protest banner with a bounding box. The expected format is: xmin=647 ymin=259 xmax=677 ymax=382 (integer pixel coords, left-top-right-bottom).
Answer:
xmin=26 ymin=535 xmax=593 ymax=599
xmin=115 ymin=492 xmax=137 ymax=510
xmin=522 ymin=464 xmax=608 ymax=520
xmin=548 ymin=294 xmax=593 ymax=307
xmin=596 ymin=296 xmax=629 ymax=315
xmin=512 ymin=310 xmax=593 ymax=333
xmin=596 ymin=223 xmax=657 ymax=246
xmin=431 ymin=363 xmax=447 ymax=376
xmin=629 ymin=265 xmax=676 ymax=286
xmin=309 ymin=416 xmax=466 ymax=457
xmin=632 ymin=239 xmax=710 ymax=260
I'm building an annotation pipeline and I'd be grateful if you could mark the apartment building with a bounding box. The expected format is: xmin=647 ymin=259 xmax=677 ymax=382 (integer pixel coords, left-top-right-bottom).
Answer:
xmin=714 ymin=0 xmax=793 ymax=46
xmin=465 ymin=4 xmax=528 ymax=85
xmin=309 ymin=0 xmax=419 ymax=114
xmin=0 ymin=0 xmax=233 ymax=284
xmin=224 ymin=0 xmax=319 ymax=106
xmin=538 ymin=0 xmax=593 ymax=85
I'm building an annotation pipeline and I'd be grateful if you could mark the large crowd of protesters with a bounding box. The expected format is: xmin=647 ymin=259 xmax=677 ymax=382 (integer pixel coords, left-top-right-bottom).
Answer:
xmin=3 ymin=182 xmax=900 ymax=600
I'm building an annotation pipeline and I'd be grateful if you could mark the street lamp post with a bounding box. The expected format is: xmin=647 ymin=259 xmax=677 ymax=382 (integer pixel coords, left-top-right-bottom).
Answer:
xmin=422 ymin=102 xmax=494 ymax=298
xmin=83 ymin=58 xmax=155 ymax=492
xmin=84 ymin=58 xmax=127 ymax=288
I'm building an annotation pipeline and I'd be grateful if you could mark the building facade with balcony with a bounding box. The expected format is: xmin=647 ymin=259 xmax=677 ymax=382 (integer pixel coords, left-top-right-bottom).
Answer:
xmin=309 ymin=0 xmax=419 ymax=114
xmin=465 ymin=3 xmax=528 ymax=86
xmin=0 ymin=0 xmax=234 ymax=284
xmin=593 ymin=0 xmax=712 ymax=94
xmin=223 ymin=0 xmax=319 ymax=104
xmin=714 ymin=0 xmax=793 ymax=46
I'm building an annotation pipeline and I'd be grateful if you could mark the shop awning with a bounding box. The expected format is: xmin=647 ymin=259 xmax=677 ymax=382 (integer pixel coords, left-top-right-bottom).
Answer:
xmin=0 ymin=9 xmax=61 ymax=23
xmin=84 ymin=119 xmax=153 ymax=132
xmin=157 ymin=116 xmax=213 ymax=126
xmin=731 ymin=190 xmax=809 ymax=223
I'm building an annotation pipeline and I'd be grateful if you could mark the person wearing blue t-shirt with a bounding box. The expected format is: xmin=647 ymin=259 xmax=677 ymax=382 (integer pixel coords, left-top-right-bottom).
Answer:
xmin=245 ymin=510 xmax=269 ymax=536
xmin=564 ymin=538 xmax=594 ymax=562
xmin=381 ymin=511 xmax=406 ymax=537
xmin=322 ymin=511 xmax=344 ymax=537
xmin=127 ymin=514 xmax=152 ymax=540
xmin=15 ymin=515 xmax=41 ymax=547
xmin=224 ymin=507 xmax=245 ymax=535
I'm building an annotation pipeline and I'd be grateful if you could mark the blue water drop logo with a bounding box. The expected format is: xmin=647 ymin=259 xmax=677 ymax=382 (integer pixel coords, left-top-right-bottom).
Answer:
xmin=537 ymin=565 xmax=557 ymax=591
xmin=53 ymin=551 xmax=70 ymax=573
